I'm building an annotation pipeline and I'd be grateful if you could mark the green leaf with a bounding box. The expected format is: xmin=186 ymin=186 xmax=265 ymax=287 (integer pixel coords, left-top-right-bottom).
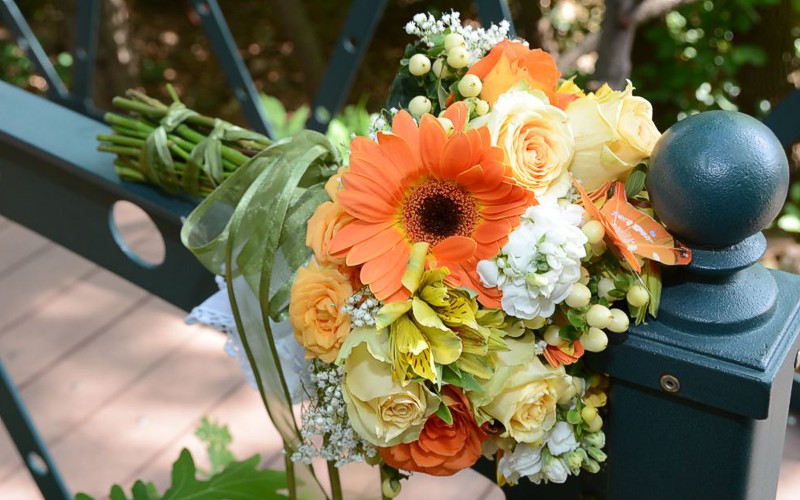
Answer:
xmin=195 ymin=417 xmax=235 ymax=476
xmin=559 ymin=325 xmax=582 ymax=342
xmin=75 ymin=494 xmax=96 ymax=500
xmin=161 ymin=449 xmax=287 ymax=500
xmin=625 ymin=168 xmax=647 ymax=198
xmin=567 ymin=409 xmax=583 ymax=425
xmin=436 ymin=401 xmax=454 ymax=425
xmin=566 ymin=309 xmax=588 ymax=330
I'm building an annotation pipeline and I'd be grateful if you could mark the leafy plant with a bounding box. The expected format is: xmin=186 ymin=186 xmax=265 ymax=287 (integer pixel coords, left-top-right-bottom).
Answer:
xmin=195 ymin=417 xmax=236 ymax=477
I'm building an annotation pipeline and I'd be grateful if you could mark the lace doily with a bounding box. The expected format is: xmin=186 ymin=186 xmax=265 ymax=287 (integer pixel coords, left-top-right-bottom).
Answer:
xmin=186 ymin=276 xmax=309 ymax=403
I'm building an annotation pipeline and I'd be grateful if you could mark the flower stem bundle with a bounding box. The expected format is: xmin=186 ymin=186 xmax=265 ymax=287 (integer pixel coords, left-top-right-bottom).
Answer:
xmin=98 ymin=86 xmax=272 ymax=197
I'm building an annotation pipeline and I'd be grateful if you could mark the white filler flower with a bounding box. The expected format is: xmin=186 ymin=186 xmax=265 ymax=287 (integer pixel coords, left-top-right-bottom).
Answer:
xmin=477 ymin=197 xmax=587 ymax=319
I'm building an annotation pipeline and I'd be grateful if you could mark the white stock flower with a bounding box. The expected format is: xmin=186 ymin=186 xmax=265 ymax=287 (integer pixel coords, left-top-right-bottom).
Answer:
xmin=477 ymin=197 xmax=588 ymax=319
xmin=543 ymin=455 xmax=570 ymax=483
xmin=497 ymin=444 xmax=543 ymax=485
xmin=546 ymin=421 xmax=579 ymax=456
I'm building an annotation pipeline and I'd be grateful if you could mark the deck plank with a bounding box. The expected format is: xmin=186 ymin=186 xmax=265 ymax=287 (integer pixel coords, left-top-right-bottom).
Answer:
xmin=0 ymin=221 xmax=52 ymax=278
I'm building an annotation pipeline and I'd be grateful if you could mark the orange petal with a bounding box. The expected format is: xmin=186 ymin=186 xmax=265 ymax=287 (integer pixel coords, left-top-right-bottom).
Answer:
xmin=420 ymin=114 xmax=448 ymax=176
xmin=391 ymin=110 xmax=420 ymax=155
xmin=455 ymin=164 xmax=485 ymax=186
xmin=473 ymin=220 xmax=512 ymax=245
xmin=378 ymin=131 xmax=424 ymax=180
xmin=338 ymin=189 xmax=397 ymax=222
xmin=442 ymin=101 xmax=468 ymax=132
xmin=345 ymin=226 xmax=405 ymax=266
xmin=439 ymin=132 xmax=474 ymax=179
xmin=329 ymin=219 xmax=394 ymax=254
xmin=432 ymin=236 xmax=478 ymax=264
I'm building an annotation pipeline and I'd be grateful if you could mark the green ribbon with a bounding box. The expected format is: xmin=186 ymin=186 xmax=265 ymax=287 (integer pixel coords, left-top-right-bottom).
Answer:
xmin=181 ymin=131 xmax=339 ymax=499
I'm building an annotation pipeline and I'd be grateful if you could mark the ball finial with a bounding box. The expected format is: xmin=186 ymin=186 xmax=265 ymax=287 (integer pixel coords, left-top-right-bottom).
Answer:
xmin=647 ymin=111 xmax=789 ymax=248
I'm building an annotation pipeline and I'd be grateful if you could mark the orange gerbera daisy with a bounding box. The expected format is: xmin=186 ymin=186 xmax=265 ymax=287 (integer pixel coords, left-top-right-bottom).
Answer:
xmin=329 ymin=104 xmax=535 ymax=305
xmin=574 ymin=179 xmax=691 ymax=273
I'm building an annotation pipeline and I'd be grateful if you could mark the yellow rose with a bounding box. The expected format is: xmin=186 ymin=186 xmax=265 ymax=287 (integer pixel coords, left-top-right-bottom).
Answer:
xmin=472 ymin=335 xmax=572 ymax=444
xmin=341 ymin=343 xmax=440 ymax=447
xmin=482 ymin=90 xmax=575 ymax=196
xmin=306 ymin=201 xmax=353 ymax=265
xmin=289 ymin=260 xmax=353 ymax=363
xmin=567 ymin=80 xmax=661 ymax=191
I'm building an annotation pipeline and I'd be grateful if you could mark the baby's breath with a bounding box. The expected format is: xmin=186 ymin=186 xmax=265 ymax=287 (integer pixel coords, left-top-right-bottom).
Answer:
xmin=404 ymin=11 xmax=514 ymax=64
xmin=291 ymin=360 xmax=376 ymax=466
xmin=341 ymin=286 xmax=382 ymax=328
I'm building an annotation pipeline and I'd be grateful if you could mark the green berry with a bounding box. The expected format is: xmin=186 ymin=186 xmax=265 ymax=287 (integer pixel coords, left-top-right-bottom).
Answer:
xmin=566 ymin=283 xmax=591 ymax=308
xmin=607 ymin=308 xmax=630 ymax=333
xmin=586 ymin=304 xmax=613 ymax=329
xmin=627 ymin=285 xmax=650 ymax=308
xmin=408 ymin=53 xmax=431 ymax=76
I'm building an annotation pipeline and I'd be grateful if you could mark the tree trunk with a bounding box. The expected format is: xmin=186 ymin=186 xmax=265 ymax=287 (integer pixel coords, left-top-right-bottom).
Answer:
xmin=94 ymin=0 xmax=139 ymax=109
xmin=592 ymin=0 xmax=638 ymax=90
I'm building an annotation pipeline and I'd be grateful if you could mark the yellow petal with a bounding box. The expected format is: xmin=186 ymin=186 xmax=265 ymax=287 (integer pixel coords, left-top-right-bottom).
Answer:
xmin=375 ymin=300 xmax=413 ymax=330
xmin=401 ymin=242 xmax=429 ymax=293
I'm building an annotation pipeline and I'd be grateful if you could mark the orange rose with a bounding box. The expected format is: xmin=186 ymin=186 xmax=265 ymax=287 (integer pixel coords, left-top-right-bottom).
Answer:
xmin=289 ymin=260 xmax=352 ymax=363
xmin=306 ymin=201 xmax=353 ymax=265
xmin=467 ymin=40 xmax=575 ymax=109
xmin=324 ymin=166 xmax=347 ymax=202
xmin=378 ymin=386 xmax=487 ymax=476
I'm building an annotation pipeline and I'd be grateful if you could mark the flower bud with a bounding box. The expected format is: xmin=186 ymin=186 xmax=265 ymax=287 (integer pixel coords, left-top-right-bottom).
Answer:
xmin=432 ymin=58 xmax=449 ymax=78
xmin=587 ymin=446 xmax=607 ymax=463
xmin=458 ymin=74 xmax=482 ymax=97
xmin=607 ymin=308 xmax=630 ymax=333
xmin=382 ymin=477 xmax=402 ymax=498
xmin=583 ymin=431 xmax=606 ymax=449
xmin=580 ymin=405 xmax=598 ymax=423
xmin=544 ymin=325 xmax=565 ymax=347
xmin=475 ymin=99 xmax=489 ymax=116
xmin=447 ymin=46 xmax=470 ymax=69
xmin=566 ymin=283 xmax=591 ymax=308
xmin=438 ymin=117 xmax=454 ymax=134
xmin=408 ymin=95 xmax=432 ymax=117
xmin=586 ymin=304 xmax=613 ymax=329
xmin=582 ymin=457 xmax=601 ymax=474
xmin=580 ymin=327 xmax=608 ymax=353
xmin=586 ymin=414 xmax=603 ymax=433
xmin=627 ymin=285 xmax=650 ymax=308
xmin=564 ymin=450 xmax=584 ymax=472
xmin=581 ymin=220 xmax=605 ymax=244
xmin=444 ymin=33 xmax=466 ymax=50
xmin=408 ymin=53 xmax=431 ymax=76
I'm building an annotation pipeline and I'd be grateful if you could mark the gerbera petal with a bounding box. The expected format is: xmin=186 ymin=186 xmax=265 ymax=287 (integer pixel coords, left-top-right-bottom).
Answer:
xmin=345 ymin=226 xmax=405 ymax=266
xmin=391 ymin=110 xmax=420 ymax=154
xmin=420 ymin=114 xmax=448 ymax=176
xmin=455 ymin=164 xmax=485 ymax=186
xmin=473 ymin=220 xmax=512 ymax=244
xmin=439 ymin=132 xmax=474 ymax=178
xmin=342 ymin=171 xmax=403 ymax=204
xmin=338 ymin=188 xmax=397 ymax=222
xmin=378 ymin=131 xmax=424 ymax=179
xmin=431 ymin=236 xmax=478 ymax=264
xmin=441 ymin=101 xmax=468 ymax=132
xmin=361 ymin=244 xmax=411 ymax=300
xmin=329 ymin=219 xmax=394 ymax=254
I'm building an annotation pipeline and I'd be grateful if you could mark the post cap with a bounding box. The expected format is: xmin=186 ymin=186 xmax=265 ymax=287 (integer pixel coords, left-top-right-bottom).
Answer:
xmin=647 ymin=110 xmax=788 ymax=249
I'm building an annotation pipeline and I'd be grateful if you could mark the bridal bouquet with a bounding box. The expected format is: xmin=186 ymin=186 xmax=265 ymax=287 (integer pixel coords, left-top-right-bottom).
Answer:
xmin=182 ymin=11 xmax=691 ymax=499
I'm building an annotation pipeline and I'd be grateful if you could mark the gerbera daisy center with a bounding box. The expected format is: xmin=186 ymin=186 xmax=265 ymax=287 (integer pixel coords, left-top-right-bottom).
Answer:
xmin=402 ymin=180 xmax=478 ymax=246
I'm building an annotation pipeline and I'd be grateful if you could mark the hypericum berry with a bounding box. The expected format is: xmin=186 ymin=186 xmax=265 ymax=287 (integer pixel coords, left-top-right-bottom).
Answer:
xmin=582 ymin=220 xmax=605 ymax=245
xmin=566 ymin=283 xmax=591 ymax=308
xmin=586 ymin=304 xmax=613 ymax=329
xmin=544 ymin=325 xmax=565 ymax=347
xmin=444 ymin=33 xmax=466 ymax=50
xmin=474 ymin=99 xmax=489 ymax=116
xmin=627 ymin=285 xmax=650 ymax=308
xmin=607 ymin=308 xmax=630 ymax=333
xmin=438 ymin=116 xmax=454 ymax=134
xmin=408 ymin=53 xmax=431 ymax=76
xmin=382 ymin=477 xmax=401 ymax=499
xmin=447 ymin=46 xmax=470 ymax=69
xmin=591 ymin=240 xmax=607 ymax=256
xmin=579 ymin=266 xmax=590 ymax=285
xmin=408 ymin=95 xmax=432 ymax=116
xmin=597 ymin=277 xmax=615 ymax=301
xmin=432 ymin=58 xmax=449 ymax=78
xmin=581 ymin=405 xmax=598 ymax=423
xmin=458 ymin=74 xmax=482 ymax=97
xmin=581 ymin=327 xmax=608 ymax=353
xmin=525 ymin=316 xmax=546 ymax=330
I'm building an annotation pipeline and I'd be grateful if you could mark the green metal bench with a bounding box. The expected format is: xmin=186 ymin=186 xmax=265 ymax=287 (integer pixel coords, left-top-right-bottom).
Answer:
xmin=1 ymin=1 xmax=798 ymax=499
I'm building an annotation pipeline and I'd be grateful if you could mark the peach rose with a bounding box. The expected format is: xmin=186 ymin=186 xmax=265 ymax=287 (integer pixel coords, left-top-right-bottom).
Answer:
xmin=324 ymin=166 xmax=347 ymax=202
xmin=467 ymin=40 xmax=575 ymax=109
xmin=378 ymin=386 xmax=487 ymax=476
xmin=482 ymin=91 xmax=574 ymax=196
xmin=306 ymin=201 xmax=353 ymax=265
xmin=289 ymin=260 xmax=353 ymax=363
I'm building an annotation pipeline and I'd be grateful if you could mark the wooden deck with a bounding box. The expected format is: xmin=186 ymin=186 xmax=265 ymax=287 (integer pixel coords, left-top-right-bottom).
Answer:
xmin=0 ymin=208 xmax=797 ymax=499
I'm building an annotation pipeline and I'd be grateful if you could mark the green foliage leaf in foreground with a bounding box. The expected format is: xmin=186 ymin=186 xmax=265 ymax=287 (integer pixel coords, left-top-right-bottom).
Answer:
xmin=76 ymin=449 xmax=287 ymax=500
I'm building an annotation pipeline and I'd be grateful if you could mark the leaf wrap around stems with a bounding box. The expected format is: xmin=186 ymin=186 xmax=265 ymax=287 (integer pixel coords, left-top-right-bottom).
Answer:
xmin=182 ymin=131 xmax=341 ymax=499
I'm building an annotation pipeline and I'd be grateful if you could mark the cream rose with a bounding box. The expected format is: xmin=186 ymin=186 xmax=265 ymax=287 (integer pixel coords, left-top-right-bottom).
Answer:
xmin=472 ymin=335 xmax=572 ymax=444
xmin=567 ymin=80 xmax=661 ymax=191
xmin=482 ymin=90 xmax=575 ymax=197
xmin=341 ymin=343 xmax=440 ymax=447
